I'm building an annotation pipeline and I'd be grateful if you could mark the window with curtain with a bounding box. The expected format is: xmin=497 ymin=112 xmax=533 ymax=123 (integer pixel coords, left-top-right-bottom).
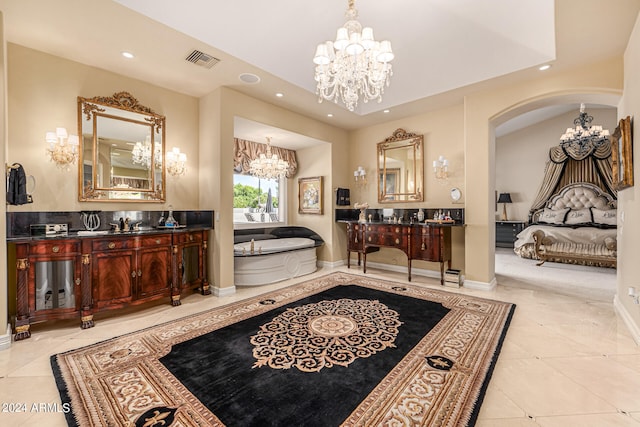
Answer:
xmin=233 ymin=138 xmax=296 ymax=227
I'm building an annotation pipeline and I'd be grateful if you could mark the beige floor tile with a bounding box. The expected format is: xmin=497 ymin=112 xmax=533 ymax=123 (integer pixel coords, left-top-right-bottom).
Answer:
xmin=1 ymin=254 xmax=637 ymax=425
xmin=544 ymin=356 xmax=640 ymax=412
xmin=535 ymin=413 xmax=640 ymax=427
xmin=489 ymin=358 xmax=616 ymax=416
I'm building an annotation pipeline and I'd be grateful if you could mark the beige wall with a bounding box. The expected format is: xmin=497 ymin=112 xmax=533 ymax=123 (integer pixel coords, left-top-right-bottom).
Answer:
xmin=6 ymin=44 xmax=200 ymax=212
xmin=463 ymin=57 xmax=622 ymax=286
xmin=348 ymin=104 xmax=466 ymax=273
xmin=0 ymin=13 xmax=8 ymax=346
xmin=617 ymin=12 xmax=640 ymax=343
xmin=496 ymin=108 xmax=618 ymax=221
xmin=198 ymin=87 xmax=349 ymax=291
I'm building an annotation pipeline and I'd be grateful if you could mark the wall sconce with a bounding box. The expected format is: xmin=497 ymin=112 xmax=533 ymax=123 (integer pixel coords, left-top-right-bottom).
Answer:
xmin=45 ymin=127 xmax=79 ymax=171
xmin=497 ymin=192 xmax=513 ymax=221
xmin=433 ymin=155 xmax=448 ymax=183
xmin=166 ymin=147 xmax=187 ymax=177
xmin=354 ymin=166 xmax=367 ymax=186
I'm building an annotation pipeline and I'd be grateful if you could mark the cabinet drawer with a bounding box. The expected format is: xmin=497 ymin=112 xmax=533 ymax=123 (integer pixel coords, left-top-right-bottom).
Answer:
xmin=30 ymin=240 xmax=79 ymax=255
xmin=92 ymin=238 xmax=136 ymax=251
xmin=140 ymin=234 xmax=172 ymax=247
xmin=172 ymin=232 xmax=202 ymax=245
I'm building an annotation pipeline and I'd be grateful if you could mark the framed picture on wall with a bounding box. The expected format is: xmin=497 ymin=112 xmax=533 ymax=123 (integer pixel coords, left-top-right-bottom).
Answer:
xmin=298 ymin=176 xmax=323 ymax=214
xmin=611 ymin=115 xmax=634 ymax=190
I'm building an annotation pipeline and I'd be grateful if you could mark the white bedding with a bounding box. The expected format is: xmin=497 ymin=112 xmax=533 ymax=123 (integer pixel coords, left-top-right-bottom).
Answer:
xmin=514 ymin=224 xmax=616 ymax=249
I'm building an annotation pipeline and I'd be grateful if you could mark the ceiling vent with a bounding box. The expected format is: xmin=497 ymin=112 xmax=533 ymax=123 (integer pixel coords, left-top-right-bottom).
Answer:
xmin=185 ymin=50 xmax=220 ymax=69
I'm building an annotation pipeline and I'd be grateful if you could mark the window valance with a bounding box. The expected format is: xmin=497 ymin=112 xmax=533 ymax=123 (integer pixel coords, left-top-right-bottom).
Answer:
xmin=233 ymin=138 xmax=298 ymax=178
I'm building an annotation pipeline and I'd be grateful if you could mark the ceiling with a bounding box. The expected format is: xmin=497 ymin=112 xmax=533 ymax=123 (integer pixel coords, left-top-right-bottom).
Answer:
xmin=0 ymin=0 xmax=639 ymax=143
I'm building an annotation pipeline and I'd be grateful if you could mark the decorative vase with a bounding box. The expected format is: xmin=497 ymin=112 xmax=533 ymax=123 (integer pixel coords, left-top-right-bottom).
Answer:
xmin=417 ymin=208 xmax=424 ymax=222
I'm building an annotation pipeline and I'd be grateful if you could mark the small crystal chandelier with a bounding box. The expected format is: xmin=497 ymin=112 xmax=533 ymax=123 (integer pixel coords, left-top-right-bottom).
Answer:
xmin=249 ymin=137 xmax=290 ymax=181
xmin=559 ymin=103 xmax=610 ymax=155
xmin=313 ymin=0 xmax=394 ymax=112
xmin=166 ymin=147 xmax=187 ymax=177
xmin=131 ymin=136 xmax=162 ymax=169
xmin=45 ymin=127 xmax=79 ymax=171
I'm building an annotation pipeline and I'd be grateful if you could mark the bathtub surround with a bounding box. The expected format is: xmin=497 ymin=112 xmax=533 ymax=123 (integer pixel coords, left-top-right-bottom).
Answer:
xmin=51 ymin=272 xmax=514 ymax=426
xmin=233 ymin=226 xmax=324 ymax=286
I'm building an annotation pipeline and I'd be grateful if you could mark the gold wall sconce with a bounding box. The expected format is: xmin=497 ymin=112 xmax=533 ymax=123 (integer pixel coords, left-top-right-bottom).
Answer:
xmin=45 ymin=127 xmax=79 ymax=171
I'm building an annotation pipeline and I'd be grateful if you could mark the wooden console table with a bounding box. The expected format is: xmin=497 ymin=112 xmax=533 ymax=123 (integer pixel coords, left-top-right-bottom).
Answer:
xmin=344 ymin=221 xmax=453 ymax=284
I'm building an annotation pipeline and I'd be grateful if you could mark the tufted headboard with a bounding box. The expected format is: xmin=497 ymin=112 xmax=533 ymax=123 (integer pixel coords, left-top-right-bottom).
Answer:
xmin=530 ymin=182 xmax=617 ymax=223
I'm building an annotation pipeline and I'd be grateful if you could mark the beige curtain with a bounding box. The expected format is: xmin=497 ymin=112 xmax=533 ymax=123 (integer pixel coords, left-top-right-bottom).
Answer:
xmin=233 ymin=138 xmax=298 ymax=178
xmin=529 ymin=143 xmax=616 ymax=217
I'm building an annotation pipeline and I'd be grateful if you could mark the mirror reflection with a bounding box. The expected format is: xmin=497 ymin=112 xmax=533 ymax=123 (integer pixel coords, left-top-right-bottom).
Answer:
xmin=78 ymin=92 xmax=166 ymax=202
xmin=377 ymin=128 xmax=424 ymax=203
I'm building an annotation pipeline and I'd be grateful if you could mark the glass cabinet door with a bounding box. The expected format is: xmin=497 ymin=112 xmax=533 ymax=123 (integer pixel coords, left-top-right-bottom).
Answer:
xmin=181 ymin=245 xmax=200 ymax=285
xmin=34 ymin=260 xmax=76 ymax=311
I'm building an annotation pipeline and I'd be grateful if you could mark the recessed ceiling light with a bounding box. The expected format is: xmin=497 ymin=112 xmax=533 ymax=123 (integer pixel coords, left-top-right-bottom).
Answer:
xmin=538 ymin=64 xmax=551 ymax=71
xmin=275 ymin=92 xmax=284 ymax=98
xmin=383 ymin=109 xmax=390 ymax=113
xmin=121 ymin=51 xmax=135 ymax=59
xmin=327 ymin=113 xmax=333 ymax=117
xmin=239 ymin=73 xmax=260 ymax=84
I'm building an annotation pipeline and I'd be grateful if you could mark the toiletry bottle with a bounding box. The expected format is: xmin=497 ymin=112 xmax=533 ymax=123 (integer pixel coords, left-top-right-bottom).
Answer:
xmin=165 ymin=209 xmax=176 ymax=227
xmin=417 ymin=208 xmax=424 ymax=222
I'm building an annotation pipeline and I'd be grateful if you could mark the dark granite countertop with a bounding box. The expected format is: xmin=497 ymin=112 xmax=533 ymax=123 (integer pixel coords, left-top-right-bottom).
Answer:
xmin=7 ymin=225 xmax=212 ymax=243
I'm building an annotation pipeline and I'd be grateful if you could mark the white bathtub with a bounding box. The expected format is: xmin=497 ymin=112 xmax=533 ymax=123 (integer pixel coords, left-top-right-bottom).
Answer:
xmin=234 ymin=237 xmax=318 ymax=286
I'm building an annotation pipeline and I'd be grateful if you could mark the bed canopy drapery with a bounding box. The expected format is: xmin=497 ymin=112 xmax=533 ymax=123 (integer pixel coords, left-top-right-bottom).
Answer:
xmin=528 ymin=142 xmax=616 ymax=219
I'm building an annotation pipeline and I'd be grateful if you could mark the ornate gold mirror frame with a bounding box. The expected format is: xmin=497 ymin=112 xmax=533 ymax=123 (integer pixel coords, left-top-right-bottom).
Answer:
xmin=377 ymin=128 xmax=424 ymax=203
xmin=77 ymin=92 xmax=166 ymax=202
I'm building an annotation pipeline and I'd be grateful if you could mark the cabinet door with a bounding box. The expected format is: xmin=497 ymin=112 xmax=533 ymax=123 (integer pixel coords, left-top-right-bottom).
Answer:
xmin=179 ymin=243 xmax=202 ymax=290
xmin=137 ymin=245 xmax=172 ymax=299
xmin=92 ymin=250 xmax=135 ymax=309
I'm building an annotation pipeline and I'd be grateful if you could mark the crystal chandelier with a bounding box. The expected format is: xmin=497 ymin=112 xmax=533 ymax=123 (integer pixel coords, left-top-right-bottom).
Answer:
xmin=45 ymin=127 xmax=79 ymax=171
xmin=559 ymin=103 xmax=610 ymax=155
xmin=313 ymin=0 xmax=394 ymax=112
xmin=131 ymin=136 xmax=162 ymax=169
xmin=249 ymin=137 xmax=290 ymax=180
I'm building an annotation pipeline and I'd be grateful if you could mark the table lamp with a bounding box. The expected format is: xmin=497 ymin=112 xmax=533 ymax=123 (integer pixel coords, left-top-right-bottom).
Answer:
xmin=497 ymin=193 xmax=513 ymax=221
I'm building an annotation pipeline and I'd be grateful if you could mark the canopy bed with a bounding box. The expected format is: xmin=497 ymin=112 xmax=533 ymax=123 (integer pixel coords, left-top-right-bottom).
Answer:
xmin=513 ymin=142 xmax=617 ymax=268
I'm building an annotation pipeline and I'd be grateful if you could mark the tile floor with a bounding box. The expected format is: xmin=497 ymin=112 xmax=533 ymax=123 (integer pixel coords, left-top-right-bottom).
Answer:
xmin=1 ymin=251 xmax=639 ymax=426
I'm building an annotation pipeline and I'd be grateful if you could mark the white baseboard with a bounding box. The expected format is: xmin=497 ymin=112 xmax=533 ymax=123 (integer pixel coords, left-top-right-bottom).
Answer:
xmin=351 ymin=260 xmax=495 ymax=291
xmin=464 ymin=277 xmax=497 ymax=291
xmin=614 ymin=294 xmax=640 ymax=346
xmin=0 ymin=324 xmax=12 ymax=351
xmin=213 ymin=285 xmax=236 ymax=297
xmin=319 ymin=259 xmax=347 ymax=269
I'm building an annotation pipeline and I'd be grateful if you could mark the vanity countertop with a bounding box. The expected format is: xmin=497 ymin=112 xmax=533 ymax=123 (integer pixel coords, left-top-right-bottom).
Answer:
xmin=6 ymin=225 xmax=212 ymax=242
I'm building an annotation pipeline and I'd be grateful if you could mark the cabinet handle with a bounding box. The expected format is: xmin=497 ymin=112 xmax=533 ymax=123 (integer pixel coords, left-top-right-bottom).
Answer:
xmin=75 ymin=278 xmax=81 ymax=285
xmin=354 ymin=235 xmax=358 ymax=243
xmin=368 ymin=236 xmax=372 ymax=242
xmin=421 ymin=242 xmax=426 ymax=250
xmin=395 ymin=228 xmax=400 ymax=233
xmin=52 ymin=246 xmax=60 ymax=253
xmin=189 ymin=235 xmax=194 ymax=242
xmin=138 ymin=270 xmax=142 ymax=277
xmin=156 ymin=239 xmax=161 ymax=244
xmin=108 ymin=242 xmax=116 ymax=249
xmin=131 ymin=271 xmax=137 ymax=278
xmin=395 ymin=238 xmax=400 ymax=245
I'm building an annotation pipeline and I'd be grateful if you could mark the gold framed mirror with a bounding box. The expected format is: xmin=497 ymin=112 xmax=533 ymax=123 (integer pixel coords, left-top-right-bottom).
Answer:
xmin=77 ymin=92 xmax=166 ymax=202
xmin=377 ymin=128 xmax=424 ymax=203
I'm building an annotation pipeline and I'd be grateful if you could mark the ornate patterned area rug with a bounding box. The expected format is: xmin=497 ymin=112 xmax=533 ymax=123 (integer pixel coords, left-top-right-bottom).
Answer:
xmin=51 ymin=272 xmax=515 ymax=426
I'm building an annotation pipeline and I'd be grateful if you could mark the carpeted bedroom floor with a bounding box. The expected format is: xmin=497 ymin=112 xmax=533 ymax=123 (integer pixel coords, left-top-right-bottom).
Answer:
xmin=1 ymin=252 xmax=639 ymax=426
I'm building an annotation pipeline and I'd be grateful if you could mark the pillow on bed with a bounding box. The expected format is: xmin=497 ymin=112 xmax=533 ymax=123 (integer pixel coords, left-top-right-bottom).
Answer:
xmin=538 ymin=208 xmax=569 ymax=225
xmin=591 ymin=208 xmax=617 ymax=226
xmin=565 ymin=208 xmax=593 ymax=225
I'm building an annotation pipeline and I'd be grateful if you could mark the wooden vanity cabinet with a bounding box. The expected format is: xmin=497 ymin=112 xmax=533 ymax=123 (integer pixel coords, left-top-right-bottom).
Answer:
xmin=11 ymin=229 xmax=210 ymax=340
xmin=346 ymin=222 xmax=379 ymax=269
xmin=89 ymin=234 xmax=172 ymax=312
xmin=13 ymin=239 xmax=83 ymax=340
xmin=343 ymin=222 xmax=453 ymax=284
xmin=172 ymin=229 xmax=210 ymax=302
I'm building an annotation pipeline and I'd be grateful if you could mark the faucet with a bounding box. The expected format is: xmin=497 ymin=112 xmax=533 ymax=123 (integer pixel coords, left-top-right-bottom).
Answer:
xmin=123 ymin=217 xmax=130 ymax=232
xmin=109 ymin=223 xmax=120 ymax=232
xmin=250 ymin=239 xmax=255 ymax=254
xmin=132 ymin=222 xmax=142 ymax=231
